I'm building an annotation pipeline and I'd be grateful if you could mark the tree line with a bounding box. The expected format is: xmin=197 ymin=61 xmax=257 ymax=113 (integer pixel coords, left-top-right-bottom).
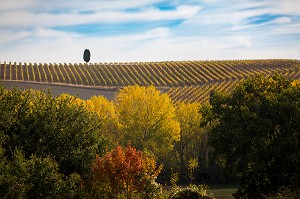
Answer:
xmin=0 ymin=74 xmax=299 ymax=198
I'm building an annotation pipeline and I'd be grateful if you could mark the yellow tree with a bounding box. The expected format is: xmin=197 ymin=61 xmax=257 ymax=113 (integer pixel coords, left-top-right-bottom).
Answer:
xmin=57 ymin=94 xmax=120 ymax=143
xmin=86 ymin=96 xmax=120 ymax=143
xmin=173 ymin=102 xmax=203 ymax=180
xmin=115 ymin=85 xmax=180 ymax=157
xmin=56 ymin=93 xmax=86 ymax=107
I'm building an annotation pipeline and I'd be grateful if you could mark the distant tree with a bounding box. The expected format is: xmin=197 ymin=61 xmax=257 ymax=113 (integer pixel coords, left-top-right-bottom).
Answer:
xmin=207 ymin=75 xmax=300 ymax=198
xmin=83 ymin=49 xmax=91 ymax=63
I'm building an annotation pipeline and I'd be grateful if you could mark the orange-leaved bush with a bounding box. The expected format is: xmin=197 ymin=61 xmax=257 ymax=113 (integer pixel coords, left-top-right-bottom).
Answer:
xmin=91 ymin=145 xmax=162 ymax=198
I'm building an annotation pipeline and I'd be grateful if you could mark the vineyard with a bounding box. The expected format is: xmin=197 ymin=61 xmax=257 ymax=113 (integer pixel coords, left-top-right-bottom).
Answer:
xmin=1 ymin=59 xmax=300 ymax=103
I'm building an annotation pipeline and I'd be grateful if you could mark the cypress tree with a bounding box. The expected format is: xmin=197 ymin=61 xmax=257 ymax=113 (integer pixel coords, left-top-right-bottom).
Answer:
xmin=83 ymin=49 xmax=91 ymax=63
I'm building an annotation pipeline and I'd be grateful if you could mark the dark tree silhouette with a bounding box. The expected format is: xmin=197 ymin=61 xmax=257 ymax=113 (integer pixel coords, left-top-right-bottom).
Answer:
xmin=83 ymin=49 xmax=91 ymax=63
xmin=208 ymin=74 xmax=300 ymax=198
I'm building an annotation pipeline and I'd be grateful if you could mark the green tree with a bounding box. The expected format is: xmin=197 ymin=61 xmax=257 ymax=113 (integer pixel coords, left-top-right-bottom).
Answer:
xmin=0 ymin=150 xmax=80 ymax=199
xmin=59 ymin=94 xmax=120 ymax=144
xmin=207 ymin=75 xmax=300 ymax=198
xmin=0 ymin=87 xmax=108 ymax=178
xmin=115 ymin=85 xmax=180 ymax=158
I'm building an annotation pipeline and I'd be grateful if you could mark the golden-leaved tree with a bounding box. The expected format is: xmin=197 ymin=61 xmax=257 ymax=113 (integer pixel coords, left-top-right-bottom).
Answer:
xmin=86 ymin=96 xmax=120 ymax=142
xmin=173 ymin=102 xmax=203 ymax=180
xmin=115 ymin=85 xmax=180 ymax=157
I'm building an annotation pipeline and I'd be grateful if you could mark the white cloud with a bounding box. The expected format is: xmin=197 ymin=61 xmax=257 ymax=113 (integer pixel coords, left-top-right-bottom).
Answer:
xmin=2 ymin=26 xmax=298 ymax=64
xmin=273 ymin=17 xmax=291 ymax=24
xmin=0 ymin=0 xmax=164 ymax=12
xmin=0 ymin=5 xmax=201 ymax=28
xmin=182 ymin=0 xmax=298 ymax=29
xmin=234 ymin=36 xmax=252 ymax=48
xmin=39 ymin=0 xmax=165 ymax=11
xmin=0 ymin=0 xmax=34 ymax=11
xmin=231 ymin=17 xmax=291 ymax=31
xmin=181 ymin=5 xmax=271 ymax=29
xmin=0 ymin=0 xmax=299 ymax=63
xmin=265 ymin=0 xmax=300 ymax=15
xmin=0 ymin=30 xmax=31 ymax=44
xmin=33 ymin=28 xmax=79 ymax=39
xmin=273 ymin=24 xmax=300 ymax=35
xmin=142 ymin=27 xmax=170 ymax=39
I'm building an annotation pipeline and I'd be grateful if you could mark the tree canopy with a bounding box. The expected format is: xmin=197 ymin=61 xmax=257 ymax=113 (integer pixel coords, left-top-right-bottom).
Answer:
xmin=207 ymin=74 xmax=300 ymax=198
xmin=173 ymin=102 xmax=203 ymax=181
xmin=115 ymin=85 xmax=180 ymax=157
xmin=0 ymin=87 xmax=108 ymax=178
xmin=90 ymin=145 xmax=162 ymax=198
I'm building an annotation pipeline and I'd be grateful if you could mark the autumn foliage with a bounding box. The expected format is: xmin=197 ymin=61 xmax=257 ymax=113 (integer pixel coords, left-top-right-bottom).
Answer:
xmin=115 ymin=85 xmax=180 ymax=156
xmin=91 ymin=145 xmax=162 ymax=198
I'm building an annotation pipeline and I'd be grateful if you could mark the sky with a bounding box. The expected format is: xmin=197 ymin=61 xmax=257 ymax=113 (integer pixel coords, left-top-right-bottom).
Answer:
xmin=0 ymin=0 xmax=300 ymax=63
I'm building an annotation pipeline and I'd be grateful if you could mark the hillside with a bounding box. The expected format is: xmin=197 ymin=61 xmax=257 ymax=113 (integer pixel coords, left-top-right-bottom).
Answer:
xmin=1 ymin=59 xmax=300 ymax=103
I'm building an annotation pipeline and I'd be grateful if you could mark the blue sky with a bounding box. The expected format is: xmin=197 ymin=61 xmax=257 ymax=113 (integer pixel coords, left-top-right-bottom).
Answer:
xmin=0 ymin=0 xmax=299 ymax=63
